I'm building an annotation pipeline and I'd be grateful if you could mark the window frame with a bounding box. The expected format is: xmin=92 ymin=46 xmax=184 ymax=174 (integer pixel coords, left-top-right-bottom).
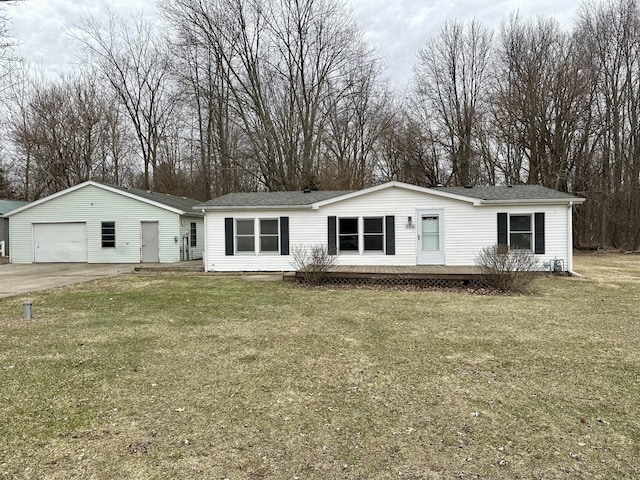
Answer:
xmin=235 ymin=218 xmax=256 ymax=253
xmin=363 ymin=216 xmax=385 ymax=253
xmin=190 ymin=222 xmax=197 ymax=247
xmin=259 ymin=218 xmax=280 ymax=253
xmin=101 ymin=221 xmax=116 ymax=248
xmin=509 ymin=213 xmax=533 ymax=251
xmin=338 ymin=217 xmax=359 ymax=253
xmin=234 ymin=218 xmax=281 ymax=254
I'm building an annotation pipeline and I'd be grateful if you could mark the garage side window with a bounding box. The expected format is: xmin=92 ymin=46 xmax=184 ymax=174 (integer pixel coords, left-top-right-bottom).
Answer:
xmin=101 ymin=221 xmax=116 ymax=248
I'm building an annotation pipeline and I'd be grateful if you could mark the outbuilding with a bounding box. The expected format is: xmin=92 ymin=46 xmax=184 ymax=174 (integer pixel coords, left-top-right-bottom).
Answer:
xmin=195 ymin=181 xmax=585 ymax=273
xmin=6 ymin=181 xmax=204 ymax=264
xmin=1 ymin=199 xmax=29 ymax=258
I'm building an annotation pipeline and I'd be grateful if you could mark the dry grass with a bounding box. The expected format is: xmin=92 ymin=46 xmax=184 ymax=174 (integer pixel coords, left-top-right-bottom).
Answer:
xmin=0 ymin=254 xmax=639 ymax=479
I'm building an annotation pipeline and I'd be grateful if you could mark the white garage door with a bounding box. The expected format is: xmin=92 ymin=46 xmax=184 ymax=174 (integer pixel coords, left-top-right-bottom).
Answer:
xmin=33 ymin=223 xmax=88 ymax=263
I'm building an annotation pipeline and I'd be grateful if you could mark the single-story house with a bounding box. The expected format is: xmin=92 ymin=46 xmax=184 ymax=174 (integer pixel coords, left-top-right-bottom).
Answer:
xmin=1 ymin=199 xmax=29 ymax=257
xmin=195 ymin=181 xmax=586 ymax=273
xmin=6 ymin=181 xmax=204 ymax=264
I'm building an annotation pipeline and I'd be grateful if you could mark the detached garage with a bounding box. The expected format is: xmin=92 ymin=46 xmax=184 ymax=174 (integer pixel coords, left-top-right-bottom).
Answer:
xmin=5 ymin=181 xmax=204 ymax=264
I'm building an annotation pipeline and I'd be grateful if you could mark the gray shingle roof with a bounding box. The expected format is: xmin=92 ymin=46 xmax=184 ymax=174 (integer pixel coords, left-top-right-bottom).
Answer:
xmin=196 ymin=183 xmax=583 ymax=210
xmin=110 ymin=185 xmax=203 ymax=214
xmin=438 ymin=185 xmax=582 ymax=201
xmin=197 ymin=190 xmax=354 ymax=208
xmin=0 ymin=199 xmax=29 ymax=216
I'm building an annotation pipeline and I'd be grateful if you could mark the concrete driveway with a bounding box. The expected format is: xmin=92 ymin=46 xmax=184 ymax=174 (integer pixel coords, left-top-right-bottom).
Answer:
xmin=0 ymin=263 xmax=136 ymax=298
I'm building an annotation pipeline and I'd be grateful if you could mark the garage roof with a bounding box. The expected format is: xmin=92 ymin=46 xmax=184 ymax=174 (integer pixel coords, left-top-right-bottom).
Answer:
xmin=4 ymin=181 xmax=204 ymax=217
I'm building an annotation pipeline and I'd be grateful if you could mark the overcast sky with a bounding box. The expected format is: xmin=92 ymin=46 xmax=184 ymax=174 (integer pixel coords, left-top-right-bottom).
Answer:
xmin=6 ymin=0 xmax=583 ymax=87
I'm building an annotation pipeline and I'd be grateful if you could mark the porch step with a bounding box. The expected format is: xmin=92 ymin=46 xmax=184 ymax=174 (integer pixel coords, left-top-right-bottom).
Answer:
xmin=134 ymin=260 xmax=204 ymax=273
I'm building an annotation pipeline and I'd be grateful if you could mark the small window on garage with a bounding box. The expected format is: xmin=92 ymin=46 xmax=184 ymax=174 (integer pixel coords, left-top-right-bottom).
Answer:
xmin=190 ymin=222 xmax=197 ymax=247
xmin=101 ymin=221 xmax=116 ymax=248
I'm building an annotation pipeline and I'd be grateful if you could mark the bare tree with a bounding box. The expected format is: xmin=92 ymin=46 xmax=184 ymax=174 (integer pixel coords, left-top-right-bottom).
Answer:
xmin=375 ymin=100 xmax=443 ymax=187
xmin=491 ymin=15 xmax=593 ymax=190
xmin=0 ymin=2 xmax=19 ymax=93
xmin=414 ymin=19 xmax=493 ymax=186
xmin=164 ymin=1 xmax=243 ymax=199
xmin=321 ymin=58 xmax=389 ymax=189
xmin=162 ymin=0 xmax=383 ymax=191
xmin=8 ymin=74 xmax=135 ymax=199
xmin=575 ymin=0 xmax=640 ymax=249
xmin=73 ymin=12 xmax=178 ymax=190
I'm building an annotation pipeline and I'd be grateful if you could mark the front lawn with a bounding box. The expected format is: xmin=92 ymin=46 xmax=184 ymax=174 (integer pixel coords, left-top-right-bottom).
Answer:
xmin=1 ymin=254 xmax=639 ymax=479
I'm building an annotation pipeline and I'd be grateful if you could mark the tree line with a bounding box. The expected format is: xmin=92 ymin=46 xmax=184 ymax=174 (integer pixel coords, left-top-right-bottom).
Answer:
xmin=0 ymin=0 xmax=638 ymax=250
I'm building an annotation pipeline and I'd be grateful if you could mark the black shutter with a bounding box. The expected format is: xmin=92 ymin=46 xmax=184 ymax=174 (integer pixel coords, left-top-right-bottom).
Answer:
xmin=534 ymin=212 xmax=545 ymax=254
xmin=328 ymin=216 xmax=337 ymax=255
xmin=385 ymin=216 xmax=395 ymax=255
xmin=224 ymin=217 xmax=234 ymax=256
xmin=280 ymin=217 xmax=289 ymax=255
xmin=497 ymin=212 xmax=508 ymax=246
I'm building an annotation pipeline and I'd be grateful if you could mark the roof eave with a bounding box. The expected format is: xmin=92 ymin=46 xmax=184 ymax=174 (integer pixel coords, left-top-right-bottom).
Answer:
xmin=5 ymin=181 xmax=200 ymax=217
xmin=478 ymin=197 xmax=586 ymax=205
xmin=311 ymin=181 xmax=478 ymax=208
xmin=196 ymin=204 xmax=314 ymax=211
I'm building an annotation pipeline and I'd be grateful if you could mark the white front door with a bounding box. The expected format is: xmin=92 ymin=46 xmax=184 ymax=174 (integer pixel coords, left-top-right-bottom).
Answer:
xmin=417 ymin=210 xmax=444 ymax=265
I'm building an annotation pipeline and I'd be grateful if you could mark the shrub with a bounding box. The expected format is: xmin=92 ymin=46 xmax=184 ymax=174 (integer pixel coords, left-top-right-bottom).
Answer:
xmin=476 ymin=244 xmax=539 ymax=293
xmin=290 ymin=244 xmax=336 ymax=286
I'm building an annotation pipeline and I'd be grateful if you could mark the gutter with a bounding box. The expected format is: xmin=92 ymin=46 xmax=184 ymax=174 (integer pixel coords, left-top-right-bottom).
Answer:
xmin=195 ymin=205 xmax=314 ymax=211
xmin=478 ymin=198 xmax=587 ymax=206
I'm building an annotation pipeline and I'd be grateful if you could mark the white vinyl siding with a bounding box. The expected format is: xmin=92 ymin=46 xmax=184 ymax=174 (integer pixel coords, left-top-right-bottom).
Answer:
xmin=203 ymin=186 xmax=571 ymax=272
xmin=9 ymin=184 xmax=198 ymax=264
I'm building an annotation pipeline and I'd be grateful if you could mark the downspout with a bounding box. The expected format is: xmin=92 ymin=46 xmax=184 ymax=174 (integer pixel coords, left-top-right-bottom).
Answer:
xmin=202 ymin=210 xmax=209 ymax=272
xmin=567 ymin=202 xmax=578 ymax=275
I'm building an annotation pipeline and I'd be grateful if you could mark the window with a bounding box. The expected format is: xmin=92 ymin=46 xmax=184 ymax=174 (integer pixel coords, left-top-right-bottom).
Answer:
xmin=339 ymin=218 xmax=359 ymax=251
xmin=260 ymin=219 xmax=279 ymax=252
xmin=234 ymin=218 xmax=280 ymax=253
xmin=363 ymin=217 xmax=384 ymax=251
xmin=328 ymin=216 xmax=394 ymax=256
xmin=510 ymin=214 xmax=532 ymax=250
xmin=190 ymin=222 xmax=197 ymax=247
xmin=101 ymin=221 xmax=115 ymax=248
xmin=236 ymin=219 xmax=255 ymax=252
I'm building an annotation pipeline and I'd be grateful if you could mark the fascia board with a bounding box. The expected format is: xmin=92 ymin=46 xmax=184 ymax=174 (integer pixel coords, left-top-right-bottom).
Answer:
xmin=3 ymin=181 xmax=95 ymax=217
xmin=196 ymin=205 xmax=313 ymax=211
xmin=477 ymin=197 xmax=586 ymax=206
xmin=311 ymin=181 xmax=478 ymax=209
